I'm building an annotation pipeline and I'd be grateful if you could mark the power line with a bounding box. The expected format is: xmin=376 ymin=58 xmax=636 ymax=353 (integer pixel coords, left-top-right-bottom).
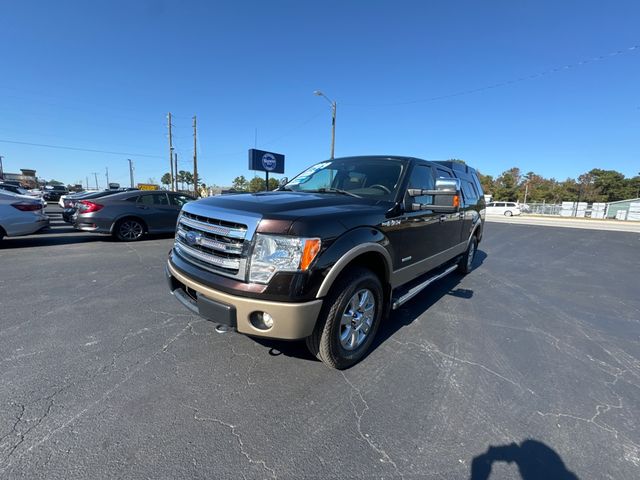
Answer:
xmin=344 ymin=44 xmax=640 ymax=107
xmin=0 ymin=139 xmax=163 ymax=159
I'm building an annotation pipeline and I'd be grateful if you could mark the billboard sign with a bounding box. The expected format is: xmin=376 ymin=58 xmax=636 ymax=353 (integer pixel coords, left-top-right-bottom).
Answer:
xmin=248 ymin=149 xmax=285 ymax=174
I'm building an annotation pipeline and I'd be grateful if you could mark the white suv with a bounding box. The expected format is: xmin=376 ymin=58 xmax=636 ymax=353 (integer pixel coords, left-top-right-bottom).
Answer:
xmin=486 ymin=201 xmax=522 ymax=216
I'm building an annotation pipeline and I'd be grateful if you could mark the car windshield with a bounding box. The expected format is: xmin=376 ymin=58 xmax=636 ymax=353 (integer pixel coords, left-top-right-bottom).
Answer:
xmin=284 ymin=158 xmax=405 ymax=200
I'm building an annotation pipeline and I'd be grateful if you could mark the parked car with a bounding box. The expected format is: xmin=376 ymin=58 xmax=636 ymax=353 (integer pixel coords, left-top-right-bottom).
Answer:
xmin=0 ymin=183 xmax=47 ymax=207
xmin=485 ymin=201 xmax=521 ymax=216
xmin=58 ymin=189 xmax=99 ymax=208
xmin=42 ymin=185 xmax=69 ymax=201
xmin=165 ymin=156 xmax=485 ymax=369
xmin=74 ymin=190 xmax=195 ymax=240
xmin=0 ymin=191 xmax=49 ymax=241
xmin=62 ymin=189 xmax=140 ymax=223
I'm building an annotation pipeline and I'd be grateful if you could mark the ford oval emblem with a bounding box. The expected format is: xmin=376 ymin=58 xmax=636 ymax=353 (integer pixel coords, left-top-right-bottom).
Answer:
xmin=185 ymin=231 xmax=199 ymax=246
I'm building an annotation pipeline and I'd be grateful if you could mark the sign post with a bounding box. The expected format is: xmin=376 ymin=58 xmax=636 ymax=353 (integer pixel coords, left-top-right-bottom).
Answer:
xmin=248 ymin=149 xmax=285 ymax=191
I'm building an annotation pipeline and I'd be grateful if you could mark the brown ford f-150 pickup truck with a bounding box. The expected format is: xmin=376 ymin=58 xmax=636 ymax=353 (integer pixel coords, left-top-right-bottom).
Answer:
xmin=166 ymin=156 xmax=485 ymax=368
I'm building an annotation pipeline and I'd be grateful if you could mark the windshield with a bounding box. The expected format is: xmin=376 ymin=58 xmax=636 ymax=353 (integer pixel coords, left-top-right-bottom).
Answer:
xmin=284 ymin=158 xmax=405 ymax=200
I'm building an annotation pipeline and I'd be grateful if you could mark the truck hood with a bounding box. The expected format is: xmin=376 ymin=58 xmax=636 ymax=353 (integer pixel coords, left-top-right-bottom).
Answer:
xmin=188 ymin=192 xmax=392 ymax=237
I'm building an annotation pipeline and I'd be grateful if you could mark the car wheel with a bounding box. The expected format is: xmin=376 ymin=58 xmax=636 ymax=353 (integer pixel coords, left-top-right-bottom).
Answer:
xmin=114 ymin=218 xmax=145 ymax=241
xmin=306 ymin=267 xmax=383 ymax=369
xmin=458 ymin=236 xmax=477 ymax=274
xmin=504 ymin=210 xmax=513 ymax=216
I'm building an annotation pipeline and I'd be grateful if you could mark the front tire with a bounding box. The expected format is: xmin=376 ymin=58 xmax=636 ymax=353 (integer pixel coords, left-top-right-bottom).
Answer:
xmin=306 ymin=267 xmax=383 ymax=369
xmin=114 ymin=218 xmax=145 ymax=241
xmin=504 ymin=210 xmax=513 ymax=217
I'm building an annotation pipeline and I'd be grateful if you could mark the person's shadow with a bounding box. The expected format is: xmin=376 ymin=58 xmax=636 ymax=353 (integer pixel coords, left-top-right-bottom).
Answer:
xmin=470 ymin=440 xmax=579 ymax=480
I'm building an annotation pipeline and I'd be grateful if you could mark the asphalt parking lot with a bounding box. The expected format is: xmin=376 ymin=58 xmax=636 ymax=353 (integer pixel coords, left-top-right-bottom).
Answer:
xmin=1 ymin=207 xmax=639 ymax=479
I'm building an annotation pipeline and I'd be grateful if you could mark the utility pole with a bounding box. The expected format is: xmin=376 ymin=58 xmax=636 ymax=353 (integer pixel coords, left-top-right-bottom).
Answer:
xmin=193 ymin=115 xmax=199 ymax=197
xmin=86 ymin=176 xmax=89 ymax=190
xmin=523 ymin=182 xmax=529 ymax=206
xmin=105 ymin=167 xmax=109 ymax=186
xmin=91 ymin=172 xmax=99 ymax=190
xmin=0 ymin=155 xmax=4 ymax=180
xmin=174 ymin=152 xmax=178 ymax=191
xmin=128 ymin=159 xmax=134 ymax=188
xmin=314 ymin=90 xmax=337 ymax=160
xmin=330 ymin=101 xmax=336 ymax=160
xmin=168 ymin=113 xmax=174 ymax=191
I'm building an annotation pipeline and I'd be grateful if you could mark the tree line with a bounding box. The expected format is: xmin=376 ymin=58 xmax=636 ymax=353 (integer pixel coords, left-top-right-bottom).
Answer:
xmin=478 ymin=167 xmax=640 ymax=203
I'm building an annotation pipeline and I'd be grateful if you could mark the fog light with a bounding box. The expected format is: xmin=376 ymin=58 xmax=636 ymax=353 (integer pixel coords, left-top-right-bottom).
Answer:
xmin=263 ymin=312 xmax=274 ymax=328
xmin=249 ymin=311 xmax=274 ymax=331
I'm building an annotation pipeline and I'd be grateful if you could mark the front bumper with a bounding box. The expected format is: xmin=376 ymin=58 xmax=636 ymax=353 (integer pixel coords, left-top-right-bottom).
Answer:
xmin=166 ymin=260 xmax=323 ymax=340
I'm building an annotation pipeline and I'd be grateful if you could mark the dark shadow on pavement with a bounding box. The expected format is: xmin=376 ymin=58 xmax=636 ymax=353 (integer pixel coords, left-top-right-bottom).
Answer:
xmin=371 ymin=249 xmax=486 ymax=352
xmin=470 ymin=440 xmax=579 ymax=480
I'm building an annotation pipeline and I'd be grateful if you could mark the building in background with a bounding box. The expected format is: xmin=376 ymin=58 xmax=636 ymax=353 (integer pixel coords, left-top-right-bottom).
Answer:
xmin=2 ymin=168 xmax=38 ymax=188
xmin=606 ymin=198 xmax=640 ymax=221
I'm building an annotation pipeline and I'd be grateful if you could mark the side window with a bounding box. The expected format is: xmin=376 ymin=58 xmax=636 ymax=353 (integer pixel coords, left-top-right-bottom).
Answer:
xmin=169 ymin=194 xmax=193 ymax=207
xmin=153 ymin=193 xmax=169 ymax=205
xmin=407 ymin=165 xmax=435 ymax=205
xmin=125 ymin=196 xmax=139 ymax=202
xmin=436 ymin=168 xmax=453 ymax=178
xmin=138 ymin=195 xmax=154 ymax=205
xmin=461 ymin=180 xmax=479 ymax=204
xmin=497 ymin=202 xmax=506 ymax=207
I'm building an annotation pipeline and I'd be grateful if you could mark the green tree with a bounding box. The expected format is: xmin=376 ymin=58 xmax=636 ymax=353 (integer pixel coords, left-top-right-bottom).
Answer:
xmin=588 ymin=169 xmax=627 ymax=202
xmin=161 ymin=173 xmax=172 ymax=188
xmin=182 ymin=171 xmax=194 ymax=190
xmin=231 ymin=175 xmax=249 ymax=191
xmin=248 ymin=176 xmax=266 ymax=192
xmin=493 ymin=168 xmax=521 ymax=201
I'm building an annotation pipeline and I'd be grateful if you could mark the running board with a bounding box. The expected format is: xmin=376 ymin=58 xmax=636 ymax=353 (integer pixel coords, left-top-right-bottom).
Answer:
xmin=391 ymin=264 xmax=458 ymax=310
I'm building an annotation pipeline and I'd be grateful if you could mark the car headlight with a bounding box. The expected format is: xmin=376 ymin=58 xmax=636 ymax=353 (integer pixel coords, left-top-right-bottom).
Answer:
xmin=249 ymin=234 xmax=321 ymax=284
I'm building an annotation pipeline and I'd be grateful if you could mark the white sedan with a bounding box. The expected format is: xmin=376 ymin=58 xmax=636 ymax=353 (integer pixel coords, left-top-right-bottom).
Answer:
xmin=485 ymin=201 xmax=522 ymax=216
xmin=0 ymin=191 xmax=50 ymax=241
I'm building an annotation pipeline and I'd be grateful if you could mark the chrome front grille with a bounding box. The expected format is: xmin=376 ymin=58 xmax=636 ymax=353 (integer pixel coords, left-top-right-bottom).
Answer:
xmin=174 ymin=211 xmax=249 ymax=279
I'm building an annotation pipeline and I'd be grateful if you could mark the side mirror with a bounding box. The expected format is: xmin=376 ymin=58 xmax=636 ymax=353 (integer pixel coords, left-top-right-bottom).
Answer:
xmin=408 ymin=178 xmax=461 ymax=212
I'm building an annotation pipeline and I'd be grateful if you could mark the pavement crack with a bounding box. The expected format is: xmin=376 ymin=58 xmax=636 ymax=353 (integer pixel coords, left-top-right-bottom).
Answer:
xmin=184 ymin=405 xmax=277 ymax=479
xmin=391 ymin=338 xmax=536 ymax=396
xmin=340 ymin=372 xmax=404 ymax=478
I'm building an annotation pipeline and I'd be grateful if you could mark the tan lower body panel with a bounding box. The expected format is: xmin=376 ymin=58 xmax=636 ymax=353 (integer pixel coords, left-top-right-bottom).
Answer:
xmin=168 ymin=261 xmax=323 ymax=340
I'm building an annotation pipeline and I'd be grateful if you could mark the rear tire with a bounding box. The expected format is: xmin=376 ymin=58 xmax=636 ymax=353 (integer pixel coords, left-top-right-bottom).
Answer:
xmin=114 ymin=218 xmax=145 ymax=242
xmin=306 ymin=267 xmax=383 ymax=369
xmin=458 ymin=236 xmax=477 ymax=274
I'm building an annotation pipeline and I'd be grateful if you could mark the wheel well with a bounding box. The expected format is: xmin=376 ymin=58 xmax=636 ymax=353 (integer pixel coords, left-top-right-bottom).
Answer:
xmin=111 ymin=216 xmax=148 ymax=234
xmin=473 ymin=223 xmax=483 ymax=243
xmin=338 ymin=252 xmax=391 ymax=310
xmin=0 ymin=225 xmax=6 ymax=238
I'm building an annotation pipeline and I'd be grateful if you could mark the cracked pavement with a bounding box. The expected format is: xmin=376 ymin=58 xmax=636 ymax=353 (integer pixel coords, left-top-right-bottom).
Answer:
xmin=0 ymin=207 xmax=639 ymax=479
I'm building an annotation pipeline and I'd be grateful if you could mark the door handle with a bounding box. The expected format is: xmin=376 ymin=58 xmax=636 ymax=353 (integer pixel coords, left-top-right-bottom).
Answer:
xmin=439 ymin=214 xmax=446 ymax=223
xmin=137 ymin=205 xmax=150 ymax=210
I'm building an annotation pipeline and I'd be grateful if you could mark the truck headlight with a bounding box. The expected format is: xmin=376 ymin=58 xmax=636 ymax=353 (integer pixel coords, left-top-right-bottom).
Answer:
xmin=249 ymin=234 xmax=321 ymax=284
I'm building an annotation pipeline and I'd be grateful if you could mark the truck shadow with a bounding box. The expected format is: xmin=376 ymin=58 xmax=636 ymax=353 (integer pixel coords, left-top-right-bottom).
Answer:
xmin=256 ymin=250 xmax=487 ymax=364
xmin=371 ymin=249 xmax=486 ymax=354
xmin=469 ymin=439 xmax=579 ymax=479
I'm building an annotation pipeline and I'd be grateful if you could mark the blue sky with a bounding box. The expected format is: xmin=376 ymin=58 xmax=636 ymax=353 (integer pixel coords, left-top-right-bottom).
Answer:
xmin=0 ymin=0 xmax=638 ymax=188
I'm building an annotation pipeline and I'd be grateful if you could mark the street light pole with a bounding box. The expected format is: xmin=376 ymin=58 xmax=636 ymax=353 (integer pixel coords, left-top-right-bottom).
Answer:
xmin=314 ymin=90 xmax=337 ymax=160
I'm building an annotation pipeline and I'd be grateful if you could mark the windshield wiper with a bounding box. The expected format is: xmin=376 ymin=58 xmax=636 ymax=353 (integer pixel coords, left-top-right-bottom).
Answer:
xmin=313 ymin=188 xmax=361 ymax=198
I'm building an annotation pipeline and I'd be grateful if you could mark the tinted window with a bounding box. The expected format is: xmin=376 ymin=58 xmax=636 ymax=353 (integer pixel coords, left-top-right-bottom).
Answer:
xmin=436 ymin=168 xmax=453 ymax=178
xmin=169 ymin=194 xmax=194 ymax=207
xmin=407 ymin=165 xmax=434 ymax=205
xmin=461 ymin=180 xmax=479 ymax=203
xmin=496 ymin=202 xmax=506 ymax=207
xmin=138 ymin=193 xmax=168 ymax=205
